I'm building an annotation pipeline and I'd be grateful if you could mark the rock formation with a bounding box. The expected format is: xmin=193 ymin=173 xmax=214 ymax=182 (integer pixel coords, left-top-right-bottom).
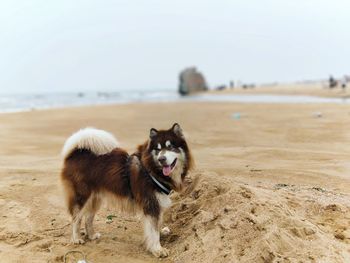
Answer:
xmin=178 ymin=67 xmax=208 ymax=95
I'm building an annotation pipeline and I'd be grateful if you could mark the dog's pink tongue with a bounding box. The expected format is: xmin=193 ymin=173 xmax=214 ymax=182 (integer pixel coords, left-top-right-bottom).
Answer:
xmin=162 ymin=166 xmax=172 ymax=176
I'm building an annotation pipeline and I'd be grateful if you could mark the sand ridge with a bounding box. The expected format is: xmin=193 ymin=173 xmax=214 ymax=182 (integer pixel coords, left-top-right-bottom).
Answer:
xmin=165 ymin=171 xmax=350 ymax=262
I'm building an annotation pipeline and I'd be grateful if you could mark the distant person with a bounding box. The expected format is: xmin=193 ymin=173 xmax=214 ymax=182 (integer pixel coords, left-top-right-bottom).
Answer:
xmin=329 ymin=75 xmax=337 ymax=88
xmin=229 ymin=81 xmax=234 ymax=89
xmin=216 ymin=85 xmax=226 ymax=91
xmin=341 ymin=78 xmax=347 ymax=90
xmin=345 ymin=75 xmax=350 ymax=83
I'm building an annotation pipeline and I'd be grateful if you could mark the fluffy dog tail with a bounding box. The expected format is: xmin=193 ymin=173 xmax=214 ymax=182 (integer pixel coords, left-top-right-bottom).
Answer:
xmin=61 ymin=127 xmax=119 ymax=159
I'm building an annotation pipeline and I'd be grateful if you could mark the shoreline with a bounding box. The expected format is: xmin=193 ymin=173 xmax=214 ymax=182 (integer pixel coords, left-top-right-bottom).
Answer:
xmin=1 ymin=92 xmax=350 ymax=114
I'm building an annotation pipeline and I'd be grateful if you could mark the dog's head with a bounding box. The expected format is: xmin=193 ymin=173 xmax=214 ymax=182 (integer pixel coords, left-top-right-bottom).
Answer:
xmin=147 ymin=123 xmax=193 ymax=187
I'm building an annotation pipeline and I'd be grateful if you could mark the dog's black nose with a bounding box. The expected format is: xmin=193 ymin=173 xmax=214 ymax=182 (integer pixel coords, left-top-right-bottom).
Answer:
xmin=158 ymin=156 xmax=167 ymax=163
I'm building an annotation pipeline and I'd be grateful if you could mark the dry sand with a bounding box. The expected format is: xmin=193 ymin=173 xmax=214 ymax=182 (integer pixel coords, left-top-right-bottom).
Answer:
xmin=0 ymin=101 xmax=350 ymax=262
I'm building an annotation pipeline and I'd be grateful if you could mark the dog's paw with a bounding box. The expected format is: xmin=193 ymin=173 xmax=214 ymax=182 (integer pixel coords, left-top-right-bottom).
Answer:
xmin=72 ymin=238 xmax=85 ymax=245
xmin=151 ymin=247 xmax=169 ymax=258
xmin=161 ymin=227 xmax=171 ymax=236
xmin=88 ymin=232 xmax=101 ymax=240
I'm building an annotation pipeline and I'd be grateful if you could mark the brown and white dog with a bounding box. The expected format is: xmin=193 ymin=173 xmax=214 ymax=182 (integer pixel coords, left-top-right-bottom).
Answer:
xmin=60 ymin=123 xmax=193 ymax=257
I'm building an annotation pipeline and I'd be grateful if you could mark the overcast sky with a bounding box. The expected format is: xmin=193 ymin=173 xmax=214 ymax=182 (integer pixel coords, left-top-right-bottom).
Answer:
xmin=0 ymin=0 xmax=349 ymax=94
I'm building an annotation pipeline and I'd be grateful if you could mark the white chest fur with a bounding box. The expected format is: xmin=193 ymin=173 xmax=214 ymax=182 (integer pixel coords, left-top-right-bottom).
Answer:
xmin=155 ymin=192 xmax=172 ymax=210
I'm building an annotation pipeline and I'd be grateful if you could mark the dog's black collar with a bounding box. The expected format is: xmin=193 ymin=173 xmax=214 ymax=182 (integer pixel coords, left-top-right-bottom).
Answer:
xmin=128 ymin=154 xmax=171 ymax=196
xmin=148 ymin=173 xmax=171 ymax=195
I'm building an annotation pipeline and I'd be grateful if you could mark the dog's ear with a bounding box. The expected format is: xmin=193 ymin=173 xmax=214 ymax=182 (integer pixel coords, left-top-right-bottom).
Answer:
xmin=150 ymin=128 xmax=158 ymax=139
xmin=172 ymin=123 xmax=184 ymax=138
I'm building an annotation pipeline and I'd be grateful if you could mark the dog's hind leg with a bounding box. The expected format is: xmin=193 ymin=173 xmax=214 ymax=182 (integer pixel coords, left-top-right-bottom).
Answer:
xmin=66 ymin=187 xmax=90 ymax=244
xmin=62 ymin=179 xmax=86 ymax=244
xmin=84 ymin=192 xmax=102 ymax=240
xmin=71 ymin=205 xmax=85 ymax=244
xmin=160 ymin=226 xmax=171 ymax=236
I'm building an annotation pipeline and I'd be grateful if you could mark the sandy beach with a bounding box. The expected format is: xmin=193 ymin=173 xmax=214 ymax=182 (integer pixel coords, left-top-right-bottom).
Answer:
xmin=0 ymin=101 xmax=350 ymax=262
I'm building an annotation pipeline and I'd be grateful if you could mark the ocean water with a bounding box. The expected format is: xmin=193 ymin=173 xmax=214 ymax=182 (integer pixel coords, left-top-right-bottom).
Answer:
xmin=0 ymin=91 xmax=180 ymax=113
xmin=0 ymin=91 xmax=349 ymax=113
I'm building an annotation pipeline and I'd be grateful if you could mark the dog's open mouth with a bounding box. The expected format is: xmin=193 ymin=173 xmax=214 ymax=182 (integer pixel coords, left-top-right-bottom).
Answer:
xmin=162 ymin=158 xmax=177 ymax=176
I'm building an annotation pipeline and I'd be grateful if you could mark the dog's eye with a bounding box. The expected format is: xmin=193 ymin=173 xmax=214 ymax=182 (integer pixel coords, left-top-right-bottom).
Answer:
xmin=165 ymin=140 xmax=174 ymax=149
xmin=165 ymin=143 xmax=171 ymax=149
xmin=168 ymin=144 xmax=175 ymax=150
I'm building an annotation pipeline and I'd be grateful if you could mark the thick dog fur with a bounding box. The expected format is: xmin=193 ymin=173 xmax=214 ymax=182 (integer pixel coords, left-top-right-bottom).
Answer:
xmin=60 ymin=124 xmax=193 ymax=257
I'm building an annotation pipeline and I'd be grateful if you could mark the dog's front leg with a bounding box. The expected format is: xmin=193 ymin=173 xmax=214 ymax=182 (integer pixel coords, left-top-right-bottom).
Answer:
xmin=143 ymin=215 xmax=169 ymax=258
